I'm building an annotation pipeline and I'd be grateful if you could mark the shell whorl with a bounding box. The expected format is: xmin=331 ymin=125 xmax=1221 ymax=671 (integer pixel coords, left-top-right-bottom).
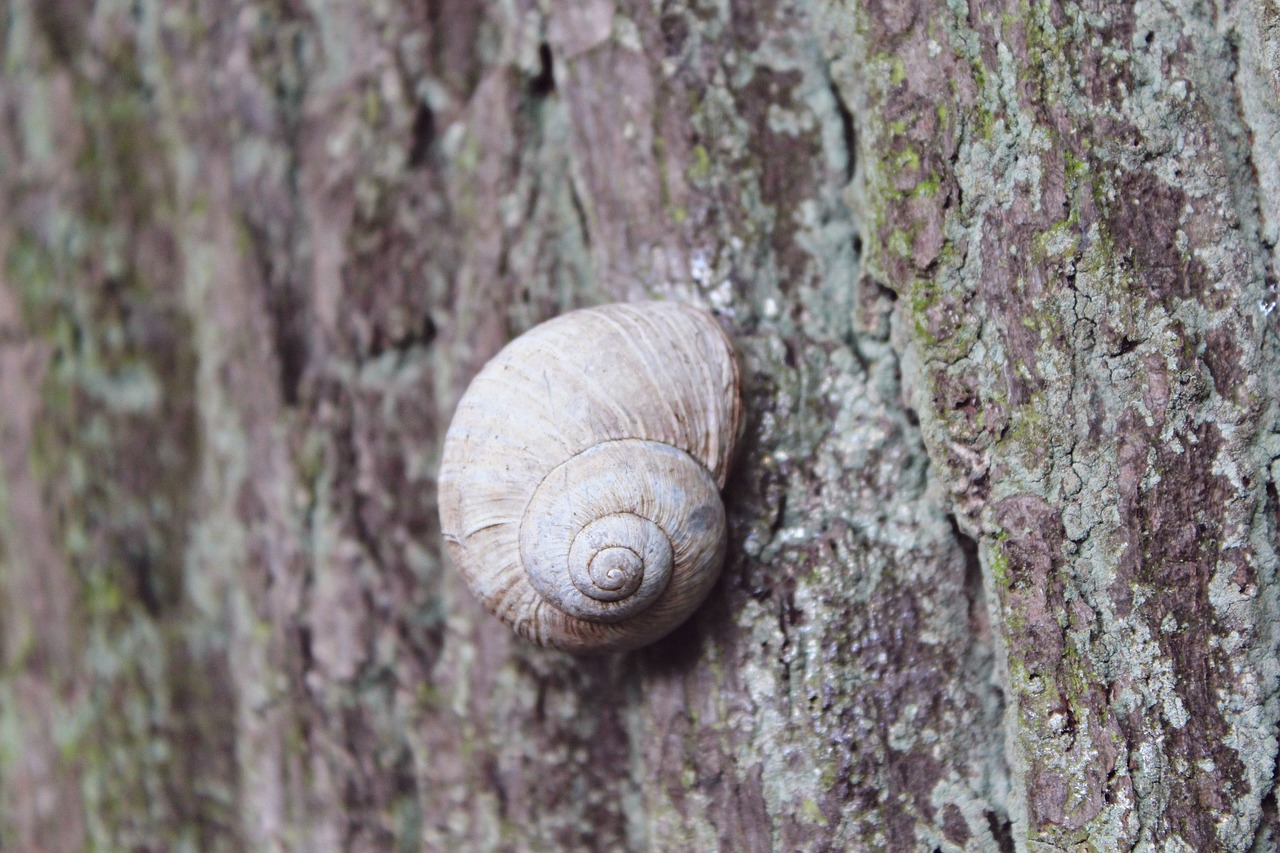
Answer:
xmin=519 ymin=439 xmax=724 ymax=624
xmin=438 ymin=302 xmax=740 ymax=653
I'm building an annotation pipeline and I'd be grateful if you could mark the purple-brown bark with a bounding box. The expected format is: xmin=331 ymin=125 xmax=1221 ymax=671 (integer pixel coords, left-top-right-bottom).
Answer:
xmin=0 ymin=0 xmax=1277 ymax=850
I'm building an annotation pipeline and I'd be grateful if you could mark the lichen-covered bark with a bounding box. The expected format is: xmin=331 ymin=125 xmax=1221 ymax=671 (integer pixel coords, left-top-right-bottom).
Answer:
xmin=0 ymin=0 xmax=1276 ymax=851
xmin=830 ymin=0 xmax=1280 ymax=848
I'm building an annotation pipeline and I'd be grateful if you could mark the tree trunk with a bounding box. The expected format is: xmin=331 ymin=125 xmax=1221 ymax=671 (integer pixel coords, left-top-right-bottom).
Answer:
xmin=1 ymin=0 xmax=1278 ymax=850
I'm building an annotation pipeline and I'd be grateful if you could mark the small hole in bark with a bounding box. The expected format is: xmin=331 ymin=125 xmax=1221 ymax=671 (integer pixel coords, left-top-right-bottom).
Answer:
xmin=1259 ymin=735 xmax=1280 ymax=836
xmin=660 ymin=13 xmax=688 ymax=56
xmin=408 ymin=101 xmax=436 ymax=167
xmin=125 ymin=545 xmax=164 ymax=617
xmin=298 ymin=624 xmax=314 ymax=673
xmin=985 ymin=810 xmax=1015 ymax=853
xmin=781 ymin=337 xmax=801 ymax=369
xmin=949 ymin=514 xmax=990 ymax=644
xmin=267 ymin=295 xmax=307 ymax=406
xmin=530 ymin=43 xmax=555 ymax=96
xmin=828 ymin=80 xmax=857 ymax=182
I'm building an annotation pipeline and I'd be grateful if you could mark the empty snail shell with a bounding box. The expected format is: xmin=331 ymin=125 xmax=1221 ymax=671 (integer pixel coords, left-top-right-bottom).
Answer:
xmin=438 ymin=301 xmax=741 ymax=653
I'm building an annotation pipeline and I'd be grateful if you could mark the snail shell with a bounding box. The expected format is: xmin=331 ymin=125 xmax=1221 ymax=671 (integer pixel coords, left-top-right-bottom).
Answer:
xmin=438 ymin=302 xmax=741 ymax=653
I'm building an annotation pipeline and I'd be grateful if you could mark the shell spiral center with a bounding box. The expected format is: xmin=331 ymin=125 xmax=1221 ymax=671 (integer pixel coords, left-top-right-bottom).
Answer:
xmin=561 ymin=513 xmax=674 ymax=619
xmin=589 ymin=549 xmax=638 ymax=592
xmin=518 ymin=439 xmax=724 ymax=625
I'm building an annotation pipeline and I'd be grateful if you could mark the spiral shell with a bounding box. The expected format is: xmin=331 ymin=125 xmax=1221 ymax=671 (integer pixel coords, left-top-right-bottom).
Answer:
xmin=438 ymin=302 xmax=741 ymax=653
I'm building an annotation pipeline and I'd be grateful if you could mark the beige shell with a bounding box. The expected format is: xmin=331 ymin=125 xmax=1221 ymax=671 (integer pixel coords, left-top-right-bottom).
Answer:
xmin=438 ymin=301 xmax=741 ymax=653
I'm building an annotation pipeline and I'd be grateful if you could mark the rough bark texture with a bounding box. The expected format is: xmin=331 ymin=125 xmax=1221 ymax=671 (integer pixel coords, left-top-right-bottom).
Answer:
xmin=0 ymin=0 xmax=1277 ymax=850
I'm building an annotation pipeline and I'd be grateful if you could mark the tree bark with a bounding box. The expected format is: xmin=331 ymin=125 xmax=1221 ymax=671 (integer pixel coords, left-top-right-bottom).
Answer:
xmin=1 ymin=0 xmax=1278 ymax=850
